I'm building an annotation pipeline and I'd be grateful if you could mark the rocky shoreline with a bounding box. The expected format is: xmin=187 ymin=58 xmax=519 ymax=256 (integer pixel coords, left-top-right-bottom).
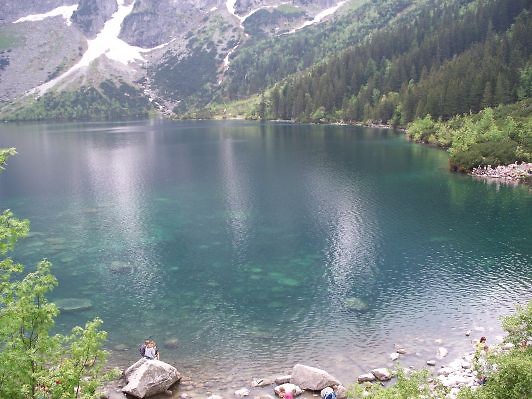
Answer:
xmin=471 ymin=162 xmax=532 ymax=183
xmin=104 ymin=330 xmax=511 ymax=399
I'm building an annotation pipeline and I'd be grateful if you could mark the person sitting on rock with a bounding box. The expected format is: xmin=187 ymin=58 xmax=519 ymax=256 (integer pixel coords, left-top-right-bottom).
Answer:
xmin=139 ymin=339 xmax=150 ymax=357
xmin=144 ymin=341 xmax=157 ymax=360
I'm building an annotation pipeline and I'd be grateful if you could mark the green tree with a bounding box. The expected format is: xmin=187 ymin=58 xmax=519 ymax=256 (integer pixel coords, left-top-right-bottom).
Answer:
xmin=0 ymin=149 xmax=113 ymax=399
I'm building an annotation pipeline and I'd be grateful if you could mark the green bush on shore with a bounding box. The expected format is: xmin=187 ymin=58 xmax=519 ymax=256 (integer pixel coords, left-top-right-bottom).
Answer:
xmin=407 ymin=101 xmax=532 ymax=171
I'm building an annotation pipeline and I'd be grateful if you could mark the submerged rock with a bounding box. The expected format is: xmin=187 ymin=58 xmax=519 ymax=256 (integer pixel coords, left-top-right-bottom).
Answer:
xmin=343 ymin=297 xmax=368 ymax=311
xmin=55 ymin=298 xmax=92 ymax=312
xmin=290 ymin=364 xmax=340 ymax=391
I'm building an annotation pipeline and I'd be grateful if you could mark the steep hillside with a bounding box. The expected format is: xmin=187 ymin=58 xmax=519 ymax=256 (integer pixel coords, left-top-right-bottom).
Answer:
xmin=255 ymin=0 xmax=530 ymax=124
xmin=0 ymin=0 xmax=360 ymax=120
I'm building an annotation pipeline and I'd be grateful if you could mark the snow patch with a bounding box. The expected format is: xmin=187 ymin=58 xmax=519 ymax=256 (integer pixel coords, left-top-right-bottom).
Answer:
xmin=289 ymin=1 xmax=347 ymax=33
xmin=13 ymin=5 xmax=78 ymax=26
xmin=30 ymin=0 xmax=168 ymax=96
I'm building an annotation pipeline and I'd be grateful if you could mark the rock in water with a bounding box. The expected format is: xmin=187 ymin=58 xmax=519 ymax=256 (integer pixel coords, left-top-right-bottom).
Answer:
xmin=274 ymin=375 xmax=291 ymax=385
xmin=343 ymin=297 xmax=368 ymax=311
xmin=122 ymin=358 xmax=181 ymax=398
xmin=55 ymin=298 xmax=92 ymax=312
xmin=235 ymin=388 xmax=249 ymax=397
xmin=357 ymin=373 xmax=376 ymax=383
xmin=371 ymin=368 xmax=392 ymax=381
xmin=290 ymin=364 xmax=340 ymax=391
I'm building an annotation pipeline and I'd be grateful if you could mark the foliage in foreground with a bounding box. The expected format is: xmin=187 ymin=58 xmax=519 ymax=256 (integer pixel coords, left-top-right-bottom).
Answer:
xmin=347 ymin=302 xmax=532 ymax=399
xmin=407 ymin=101 xmax=532 ymax=170
xmin=348 ymin=369 xmax=444 ymax=399
xmin=0 ymin=149 xmax=114 ymax=398
xmin=458 ymin=302 xmax=532 ymax=399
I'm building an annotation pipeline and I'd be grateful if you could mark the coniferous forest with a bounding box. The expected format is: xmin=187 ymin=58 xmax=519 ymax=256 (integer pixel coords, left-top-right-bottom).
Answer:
xmin=261 ymin=0 xmax=530 ymax=124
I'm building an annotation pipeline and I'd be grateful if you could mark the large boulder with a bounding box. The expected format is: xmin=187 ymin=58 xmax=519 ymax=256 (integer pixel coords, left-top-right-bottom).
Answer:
xmin=290 ymin=364 xmax=340 ymax=391
xmin=122 ymin=358 xmax=181 ymax=398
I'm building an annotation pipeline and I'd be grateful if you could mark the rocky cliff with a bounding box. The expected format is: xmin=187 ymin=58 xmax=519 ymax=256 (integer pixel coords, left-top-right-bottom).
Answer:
xmin=71 ymin=0 xmax=118 ymax=38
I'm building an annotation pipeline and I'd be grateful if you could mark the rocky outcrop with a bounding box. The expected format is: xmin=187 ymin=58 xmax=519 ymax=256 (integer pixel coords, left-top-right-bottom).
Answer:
xmin=290 ymin=364 xmax=340 ymax=391
xmin=71 ymin=0 xmax=118 ymax=38
xmin=122 ymin=358 xmax=181 ymax=398
xmin=118 ymin=0 xmax=216 ymax=48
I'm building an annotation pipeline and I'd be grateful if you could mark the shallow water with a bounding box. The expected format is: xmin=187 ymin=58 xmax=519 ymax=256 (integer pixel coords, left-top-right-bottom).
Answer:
xmin=0 ymin=120 xmax=530 ymax=394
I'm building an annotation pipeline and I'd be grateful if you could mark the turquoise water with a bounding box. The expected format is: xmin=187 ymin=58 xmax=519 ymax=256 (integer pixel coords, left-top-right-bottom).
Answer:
xmin=0 ymin=120 xmax=530 ymax=390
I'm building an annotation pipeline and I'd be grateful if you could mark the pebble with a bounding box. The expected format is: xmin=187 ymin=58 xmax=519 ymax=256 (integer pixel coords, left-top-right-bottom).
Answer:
xmin=426 ymin=360 xmax=436 ymax=366
xmin=389 ymin=352 xmax=399 ymax=361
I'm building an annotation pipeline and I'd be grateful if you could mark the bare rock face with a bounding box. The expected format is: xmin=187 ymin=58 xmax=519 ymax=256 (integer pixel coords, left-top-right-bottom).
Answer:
xmin=71 ymin=0 xmax=118 ymax=38
xmin=119 ymin=0 xmax=217 ymax=48
xmin=122 ymin=358 xmax=181 ymax=398
xmin=290 ymin=364 xmax=340 ymax=391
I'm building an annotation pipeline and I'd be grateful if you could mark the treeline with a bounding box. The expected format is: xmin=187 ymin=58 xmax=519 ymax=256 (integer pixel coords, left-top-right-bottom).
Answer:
xmin=263 ymin=0 xmax=531 ymax=124
xmin=1 ymin=80 xmax=151 ymax=121
xmin=223 ymin=0 xmax=416 ymax=100
xmin=408 ymin=100 xmax=531 ymax=170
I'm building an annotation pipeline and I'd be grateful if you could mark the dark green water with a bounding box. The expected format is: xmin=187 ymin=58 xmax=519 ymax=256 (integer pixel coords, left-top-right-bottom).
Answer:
xmin=0 ymin=120 xmax=530 ymax=390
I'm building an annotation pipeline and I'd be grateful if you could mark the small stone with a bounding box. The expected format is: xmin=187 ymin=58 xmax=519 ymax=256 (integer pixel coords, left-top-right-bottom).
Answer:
xmin=274 ymin=375 xmax=291 ymax=385
xmin=502 ymin=342 xmax=514 ymax=351
xmin=437 ymin=367 xmax=454 ymax=376
xmin=395 ymin=348 xmax=407 ymax=354
xmin=465 ymin=330 xmax=471 ymax=337
xmin=389 ymin=352 xmax=399 ymax=361
xmin=207 ymin=396 xmax=223 ymax=399
xmin=461 ymin=361 xmax=471 ymax=369
xmin=335 ymin=384 xmax=348 ymax=399
xmin=251 ymin=378 xmax=273 ymax=387
xmin=437 ymin=347 xmax=448 ymax=359
xmin=426 ymin=360 xmax=436 ymax=366
xmin=165 ymin=390 xmax=173 ymax=396
xmin=371 ymin=368 xmax=392 ymax=381
xmin=434 ymin=339 xmax=443 ymax=344
xmin=179 ymin=395 xmax=189 ymax=399
xmin=357 ymin=373 xmax=376 ymax=383
xmin=235 ymin=388 xmax=250 ymax=397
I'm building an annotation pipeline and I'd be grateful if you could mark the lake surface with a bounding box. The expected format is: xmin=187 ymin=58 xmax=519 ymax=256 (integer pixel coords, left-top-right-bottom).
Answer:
xmin=0 ymin=120 xmax=530 ymax=393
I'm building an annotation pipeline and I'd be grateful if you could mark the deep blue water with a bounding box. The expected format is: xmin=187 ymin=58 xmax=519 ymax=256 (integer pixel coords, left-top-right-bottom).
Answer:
xmin=0 ymin=120 xmax=530 ymax=391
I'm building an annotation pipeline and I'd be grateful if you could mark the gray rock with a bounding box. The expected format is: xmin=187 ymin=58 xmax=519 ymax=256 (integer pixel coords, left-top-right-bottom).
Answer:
xmin=122 ymin=358 xmax=181 ymax=398
xmin=389 ymin=352 xmax=399 ymax=361
xmin=290 ymin=364 xmax=340 ymax=391
xmin=357 ymin=373 xmax=376 ymax=383
xmin=395 ymin=348 xmax=407 ymax=354
xmin=235 ymin=388 xmax=250 ymax=397
xmin=436 ymin=367 xmax=454 ymax=376
xmin=370 ymin=368 xmax=392 ymax=382
xmin=437 ymin=347 xmax=448 ymax=359
xmin=274 ymin=384 xmax=303 ymax=397
xmin=426 ymin=360 xmax=436 ymax=366
xmin=334 ymin=385 xmax=348 ymax=399
xmin=251 ymin=378 xmax=273 ymax=387
xmin=207 ymin=395 xmax=223 ymax=399
xmin=274 ymin=375 xmax=291 ymax=385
